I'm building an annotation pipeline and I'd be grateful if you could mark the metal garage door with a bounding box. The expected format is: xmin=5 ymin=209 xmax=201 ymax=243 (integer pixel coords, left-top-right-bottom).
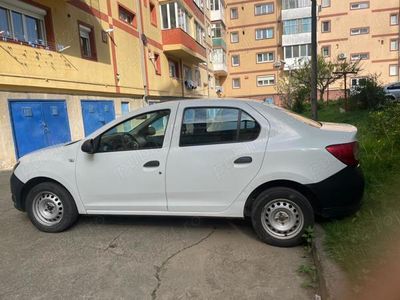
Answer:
xmin=9 ymin=100 xmax=71 ymax=158
xmin=81 ymin=100 xmax=115 ymax=136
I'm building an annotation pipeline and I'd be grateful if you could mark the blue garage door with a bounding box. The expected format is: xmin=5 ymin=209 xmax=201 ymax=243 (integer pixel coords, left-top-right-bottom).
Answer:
xmin=81 ymin=100 xmax=115 ymax=136
xmin=9 ymin=101 xmax=71 ymax=158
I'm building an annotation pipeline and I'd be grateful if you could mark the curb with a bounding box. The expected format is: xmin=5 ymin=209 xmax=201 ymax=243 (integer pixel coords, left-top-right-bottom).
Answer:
xmin=312 ymin=225 xmax=350 ymax=300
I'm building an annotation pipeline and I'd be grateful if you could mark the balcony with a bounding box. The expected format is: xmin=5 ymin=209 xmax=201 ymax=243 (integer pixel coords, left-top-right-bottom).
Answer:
xmin=213 ymin=61 xmax=227 ymax=76
xmin=283 ymin=57 xmax=310 ymax=70
xmin=210 ymin=9 xmax=225 ymax=23
xmin=212 ymin=37 xmax=226 ymax=49
xmin=282 ymin=32 xmax=311 ymax=46
xmin=282 ymin=6 xmax=311 ymax=20
xmin=162 ymin=28 xmax=206 ymax=63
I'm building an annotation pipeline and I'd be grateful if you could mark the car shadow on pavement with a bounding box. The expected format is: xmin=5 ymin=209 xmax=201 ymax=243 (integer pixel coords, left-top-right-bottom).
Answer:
xmin=76 ymin=214 xmax=258 ymax=240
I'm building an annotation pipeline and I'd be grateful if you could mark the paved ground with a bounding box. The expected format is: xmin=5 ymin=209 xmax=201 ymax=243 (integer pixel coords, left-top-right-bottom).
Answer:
xmin=0 ymin=171 xmax=314 ymax=299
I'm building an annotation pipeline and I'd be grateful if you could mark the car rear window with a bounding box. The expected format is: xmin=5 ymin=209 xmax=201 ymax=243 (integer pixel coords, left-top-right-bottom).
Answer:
xmin=278 ymin=107 xmax=322 ymax=128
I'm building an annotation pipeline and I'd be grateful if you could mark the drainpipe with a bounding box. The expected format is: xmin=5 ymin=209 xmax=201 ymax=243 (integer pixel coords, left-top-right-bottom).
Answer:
xmin=398 ymin=0 xmax=400 ymax=82
xmin=136 ymin=0 xmax=148 ymax=105
xmin=180 ymin=59 xmax=185 ymax=98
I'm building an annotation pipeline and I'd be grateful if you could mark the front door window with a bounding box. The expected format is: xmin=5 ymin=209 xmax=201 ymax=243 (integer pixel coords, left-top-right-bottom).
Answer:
xmin=98 ymin=110 xmax=170 ymax=152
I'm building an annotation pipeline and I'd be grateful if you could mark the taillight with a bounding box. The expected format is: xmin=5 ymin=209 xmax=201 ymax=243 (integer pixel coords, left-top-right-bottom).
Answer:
xmin=326 ymin=142 xmax=359 ymax=167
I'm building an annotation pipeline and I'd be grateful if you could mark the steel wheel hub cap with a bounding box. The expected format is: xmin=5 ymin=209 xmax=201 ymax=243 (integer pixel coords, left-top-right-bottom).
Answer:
xmin=32 ymin=191 xmax=63 ymax=226
xmin=261 ymin=199 xmax=304 ymax=240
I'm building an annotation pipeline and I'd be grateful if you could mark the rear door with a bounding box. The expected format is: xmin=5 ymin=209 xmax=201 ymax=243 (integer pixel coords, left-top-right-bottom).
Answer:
xmin=166 ymin=102 xmax=269 ymax=213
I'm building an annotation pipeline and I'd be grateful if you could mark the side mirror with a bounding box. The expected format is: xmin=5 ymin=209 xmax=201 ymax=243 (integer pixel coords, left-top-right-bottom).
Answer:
xmin=81 ymin=139 xmax=95 ymax=154
xmin=146 ymin=126 xmax=156 ymax=136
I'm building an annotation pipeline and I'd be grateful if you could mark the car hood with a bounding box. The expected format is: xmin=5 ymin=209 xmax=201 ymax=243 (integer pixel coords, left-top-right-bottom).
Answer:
xmin=19 ymin=141 xmax=81 ymax=164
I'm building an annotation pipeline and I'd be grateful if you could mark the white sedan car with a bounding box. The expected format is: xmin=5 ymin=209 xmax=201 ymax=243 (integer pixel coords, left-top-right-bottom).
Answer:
xmin=10 ymin=100 xmax=364 ymax=247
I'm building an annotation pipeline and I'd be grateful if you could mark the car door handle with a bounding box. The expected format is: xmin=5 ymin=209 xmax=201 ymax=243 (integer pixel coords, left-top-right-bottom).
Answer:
xmin=234 ymin=156 xmax=252 ymax=164
xmin=143 ymin=160 xmax=160 ymax=168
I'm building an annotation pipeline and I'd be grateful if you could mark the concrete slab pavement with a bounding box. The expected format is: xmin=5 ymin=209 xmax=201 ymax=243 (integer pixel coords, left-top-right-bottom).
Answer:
xmin=0 ymin=171 xmax=314 ymax=299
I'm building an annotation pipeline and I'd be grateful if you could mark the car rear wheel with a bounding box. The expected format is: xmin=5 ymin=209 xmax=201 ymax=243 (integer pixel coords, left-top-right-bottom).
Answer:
xmin=26 ymin=182 xmax=79 ymax=232
xmin=251 ymin=187 xmax=314 ymax=247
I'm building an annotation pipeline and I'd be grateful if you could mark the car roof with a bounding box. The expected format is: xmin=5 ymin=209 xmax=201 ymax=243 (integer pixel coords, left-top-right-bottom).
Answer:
xmin=156 ymin=98 xmax=261 ymax=106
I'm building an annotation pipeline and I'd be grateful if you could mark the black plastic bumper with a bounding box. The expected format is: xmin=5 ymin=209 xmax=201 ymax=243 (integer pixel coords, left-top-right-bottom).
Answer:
xmin=306 ymin=166 xmax=364 ymax=218
xmin=10 ymin=172 xmax=25 ymax=211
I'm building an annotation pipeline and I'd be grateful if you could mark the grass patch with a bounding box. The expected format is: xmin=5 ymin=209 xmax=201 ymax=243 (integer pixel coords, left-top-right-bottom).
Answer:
xmin=303 ymin=102 xmax=400 ymax=283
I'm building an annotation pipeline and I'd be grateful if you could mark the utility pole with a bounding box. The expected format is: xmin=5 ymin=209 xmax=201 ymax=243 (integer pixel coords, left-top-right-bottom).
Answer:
xmin=311 ymin=0 xmax=318 ymax=120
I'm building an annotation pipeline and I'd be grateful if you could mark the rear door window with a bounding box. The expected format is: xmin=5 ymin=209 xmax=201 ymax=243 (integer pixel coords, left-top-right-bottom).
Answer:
xmin=180 ymin=107 xmax=260 ymax=146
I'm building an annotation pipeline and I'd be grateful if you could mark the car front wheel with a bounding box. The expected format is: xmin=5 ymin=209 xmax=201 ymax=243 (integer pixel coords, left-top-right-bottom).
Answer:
xmin=26 ymin=182 xmax=79 ymax=232
xmin=251 ymin=187 xmax=314 ymax=247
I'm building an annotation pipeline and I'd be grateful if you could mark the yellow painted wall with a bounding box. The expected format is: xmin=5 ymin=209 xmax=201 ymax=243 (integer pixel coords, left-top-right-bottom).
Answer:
xmin=318 ymin=0 xmax=400 ymax=87
xmin=224 ymin=0 xmax=281 ymax=99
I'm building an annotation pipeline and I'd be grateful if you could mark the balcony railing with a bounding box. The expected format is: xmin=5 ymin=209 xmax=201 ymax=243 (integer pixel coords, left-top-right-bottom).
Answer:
xmin=210 ymin=9 xmax=225 ymax=23
xmin=212 ymin=37 xmax=226 ymax=49
xmin=213 ymin=61 xmax=227 ymax=76
xmin=162 ymin=28 xmax=206 ymax=62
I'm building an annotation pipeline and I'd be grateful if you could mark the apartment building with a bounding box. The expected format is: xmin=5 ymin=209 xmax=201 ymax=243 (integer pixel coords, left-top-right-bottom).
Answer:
xmin=0 ymin=0 xmax=218 ymax=168
xmin=222 ymin=0 xmax=400 ymax=100
xmin=224 ymin=0 xmax=282 ymax=102
xmin=318 ymin=0 xmax=400 ymax=93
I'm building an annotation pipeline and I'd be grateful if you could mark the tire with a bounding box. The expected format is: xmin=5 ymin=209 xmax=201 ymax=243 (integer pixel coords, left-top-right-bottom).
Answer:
xmin=26 ymin=182 xmax=79 ymax=233
xmin=251 ymin=187 xmax=314 ymax=247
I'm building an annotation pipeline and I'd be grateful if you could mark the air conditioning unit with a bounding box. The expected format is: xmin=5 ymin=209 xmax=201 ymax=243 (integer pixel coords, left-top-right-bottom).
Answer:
xmin=338 ymin=53 xmax=347 ymax=60
xmin=273 ymin=61 xmax=282 ymax=69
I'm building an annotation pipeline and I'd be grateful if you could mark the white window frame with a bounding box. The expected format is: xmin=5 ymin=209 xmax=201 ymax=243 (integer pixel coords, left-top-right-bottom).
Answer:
xmin=321 ymin=0 xmax=331 ymax=7
xmin=256 ymin=52 xmax=274 ymax=63
xmin=230 ymin=7 xmax=238 ymax=19
xmin=194 ymin=68 xmax=201 ymax=86
xmin=350 ymin=53 xmax=369 ymax=61
xmin=231 ymin=54 xmax=240 ymax=66
xmin=254 ymin=3 xmax=274 ymax=16
xmin=350 ymin=27 xmax=369 ymax=35
xmin=350 ymin=2 xmax=369 ymax=10
xmin=321 ymin=46 xmax=330 ymax=57
xmin=389 ymin=64 xmax=398 ymax=76
xmin=168 ymin=60 xmax=177 ymax=78
xmin=230 ymin=31 xmax=239 ymax=43
xmin=257 ymin=75 xmax=275 ymax=87
xmin=79 ymin=24 xmax=92 ymax=58
xmin=0 ymin=0 xmax=47 ymax=45
xmin=255 ymin=28 xmax=273 ymax=40
xmin=390 ymin=39 xmax=399 ymax=51
xmin=391 ymin=14 xmax=399 ymax=25
xmin=232 ymin=78 xmax=240 ymax=89
xmin=282 ymin=0 xmax=311 ymax=9
xmin=284 ymin=44 xmax=311 ymax=59
xmin=321 ymin=20 xmax=330 ymax=33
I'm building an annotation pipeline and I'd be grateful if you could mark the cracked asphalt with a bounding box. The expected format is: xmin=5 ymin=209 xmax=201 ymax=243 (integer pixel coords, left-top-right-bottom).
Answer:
xmin=0 ymin=171 xmax=314 ymax=299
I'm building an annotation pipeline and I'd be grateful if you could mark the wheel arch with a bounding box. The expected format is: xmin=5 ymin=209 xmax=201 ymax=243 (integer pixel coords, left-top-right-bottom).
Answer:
xmin=20 ymin=177 xmax=74 ymax=211
xmin=243 ymin=180 xmax=319 ymax=217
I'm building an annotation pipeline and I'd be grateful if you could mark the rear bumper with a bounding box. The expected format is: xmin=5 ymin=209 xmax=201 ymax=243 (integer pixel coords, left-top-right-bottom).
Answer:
xmin=10 ymin=172 xmax=25 ymax=211
xmin=306 ymin=166 xmax=364 ymax=218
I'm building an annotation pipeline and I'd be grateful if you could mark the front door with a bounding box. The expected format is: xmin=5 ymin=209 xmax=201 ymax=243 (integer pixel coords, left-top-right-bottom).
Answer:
xmin=166 ymin=103 xmax=269 ymax=213
xmin=76 ymin=106 xmax=176 ymax=212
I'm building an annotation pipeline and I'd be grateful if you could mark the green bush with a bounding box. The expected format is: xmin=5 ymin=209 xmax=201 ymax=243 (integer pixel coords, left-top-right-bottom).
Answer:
xmin=349 ymin=75 xmax=386 ymax=110
xmin=369 ymin=103 xmax=400 ymax=146
xmin=291 ymin=87 xmax=309 ymax=113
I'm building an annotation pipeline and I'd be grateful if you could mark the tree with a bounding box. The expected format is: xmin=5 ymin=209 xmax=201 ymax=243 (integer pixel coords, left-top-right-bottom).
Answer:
xmin=291 ymin=55 xmax=362 ymax=103
xmin=276 ymin=73 xmax=310 ymax=113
